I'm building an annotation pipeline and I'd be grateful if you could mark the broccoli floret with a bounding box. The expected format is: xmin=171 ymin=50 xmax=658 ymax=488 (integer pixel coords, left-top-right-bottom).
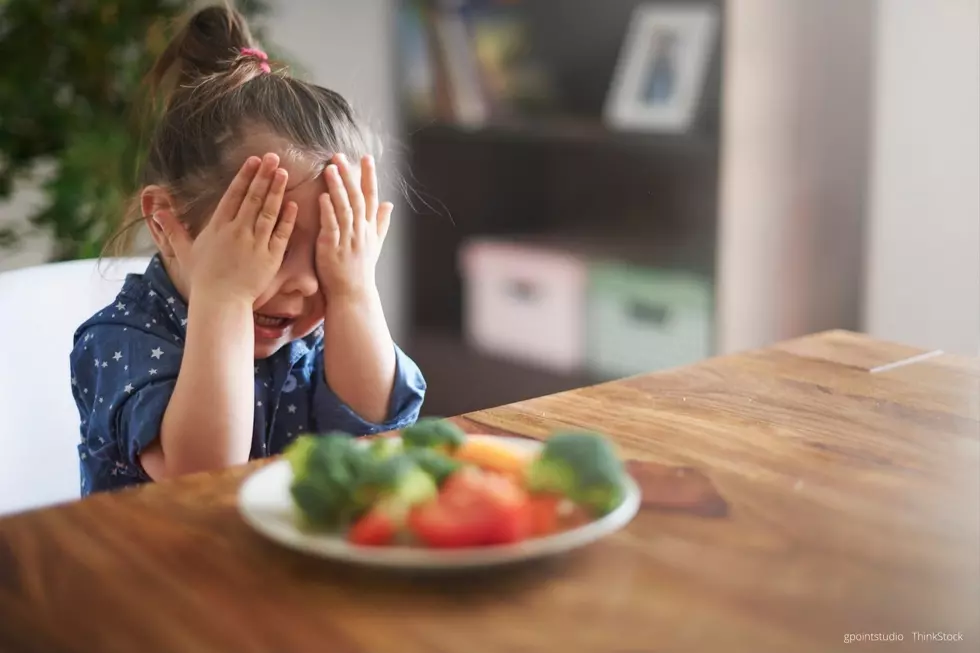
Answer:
xmin=289 ymin=476 xmax=353 ymax=529
xmin=525 ymin=431 xmax=627 ymax=516
xmin=284 ymin=433 xmax=317 ymax=475
xmin=404 ymin=447 xmax=462 ymax=486
xmin=283 ymin=432 xmax=373 ymax=530
xmin=400 ymin=417 xmax=466 ymax=452
xmin=283 ymin=433 xmax=443 ymax=532
xmin=353 ymin=454 xmax=438 ymax=518
xmin=367 ymin=436 xmax=404 ymax=460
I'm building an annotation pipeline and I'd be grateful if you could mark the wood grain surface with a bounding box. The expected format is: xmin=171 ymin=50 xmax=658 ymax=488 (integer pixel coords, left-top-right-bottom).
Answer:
xmin=1 ymin=330 xmax=977 ymax=653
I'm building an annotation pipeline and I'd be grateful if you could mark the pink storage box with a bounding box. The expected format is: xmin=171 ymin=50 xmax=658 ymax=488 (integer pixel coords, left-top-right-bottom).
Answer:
xmin=458 ymin=239 xmax=587 ymax=372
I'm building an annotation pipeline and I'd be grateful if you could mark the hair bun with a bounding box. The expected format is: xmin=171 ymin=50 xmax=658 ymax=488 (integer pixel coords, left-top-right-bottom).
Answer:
xmin=148 ymin=4 xmax=263 ymax=105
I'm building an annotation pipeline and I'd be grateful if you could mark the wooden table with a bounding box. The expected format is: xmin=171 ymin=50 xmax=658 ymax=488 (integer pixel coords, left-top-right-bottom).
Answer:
xmin=1 ymin=330 xmax=977 ymax=653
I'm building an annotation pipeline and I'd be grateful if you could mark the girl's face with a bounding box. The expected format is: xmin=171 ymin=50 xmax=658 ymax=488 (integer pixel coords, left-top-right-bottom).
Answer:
xmin=248 ymin=151 xmax=329 ymax=359
xmin=150 ymin=135 xmax=345 ymax=360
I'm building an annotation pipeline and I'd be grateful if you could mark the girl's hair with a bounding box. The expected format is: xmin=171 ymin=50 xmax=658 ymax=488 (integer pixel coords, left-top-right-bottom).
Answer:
xmin=107 ymin=3 xmax=374 ymax=254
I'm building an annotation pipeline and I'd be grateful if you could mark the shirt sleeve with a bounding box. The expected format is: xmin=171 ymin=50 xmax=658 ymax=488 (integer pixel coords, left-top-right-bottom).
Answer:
xmin=70 ymin=324 xmax=182 ymax=474
xmin=310 ymin=341 xmax=426 ymax=435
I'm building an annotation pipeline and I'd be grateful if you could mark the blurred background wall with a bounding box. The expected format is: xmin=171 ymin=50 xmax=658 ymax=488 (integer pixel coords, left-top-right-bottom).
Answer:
xmin=863 ymin=0 xmax=980 ymax=357
xmin=718 ymin=0 xmax=875 ymax=355
xmin=1 ymin=0 xmax=977 ymax=418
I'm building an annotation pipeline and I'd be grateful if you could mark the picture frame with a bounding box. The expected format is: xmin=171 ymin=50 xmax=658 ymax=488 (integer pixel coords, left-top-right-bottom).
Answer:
xmin=604 ymin=3 xmax=719 ymax=133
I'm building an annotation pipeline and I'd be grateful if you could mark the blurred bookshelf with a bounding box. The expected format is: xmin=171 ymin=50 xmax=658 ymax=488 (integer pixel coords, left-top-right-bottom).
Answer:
xmin=392 ymin=0 xmax=725 ymax=418
xmin=405 ymin=117 xmax=718 ymax=154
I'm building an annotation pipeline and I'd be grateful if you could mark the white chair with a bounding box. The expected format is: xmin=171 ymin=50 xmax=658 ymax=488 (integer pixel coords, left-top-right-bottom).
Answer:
xmin=0 ymin=256 xmax=152 ymax=516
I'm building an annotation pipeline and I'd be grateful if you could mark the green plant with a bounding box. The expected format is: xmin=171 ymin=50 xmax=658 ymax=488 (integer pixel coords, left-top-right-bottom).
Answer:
xmin=0 ymin=0 xmax=273 ymax=261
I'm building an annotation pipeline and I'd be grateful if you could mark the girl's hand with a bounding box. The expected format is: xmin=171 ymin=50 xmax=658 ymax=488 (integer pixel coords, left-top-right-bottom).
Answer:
xmin=315 ymin=153 xmax=393 ymax=301
xmin=157 ymin=153 xmax=298 ymax=304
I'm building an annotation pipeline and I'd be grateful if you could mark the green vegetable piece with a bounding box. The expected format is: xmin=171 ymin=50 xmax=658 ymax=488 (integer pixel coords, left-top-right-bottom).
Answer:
xmin=283 ymin=434 xmax=317 ymax=475
xmin=525 ymin=431 xmax=627 ymax=516
xmin=307 ymin=433 xmax=370 ymax=485
xmin=400 ymin=417 xmax=466 ymax=452
xmin=289 ymin=476 xmax=359 ymax=530
xmin=283 ymin=432 xmax=373 ymax=530
xmin=404 ymin=447 xmax=462 ymax=486
xmin=353 ymin=454 xmax=438 ymax=513
xmin=367 ymin=436 xmax=403 ymax=460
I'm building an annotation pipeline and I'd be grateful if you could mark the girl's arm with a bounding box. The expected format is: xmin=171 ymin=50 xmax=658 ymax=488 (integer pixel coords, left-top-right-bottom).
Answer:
xmin=140 ymin=293 xmax=255 ymax=477
xmin=320 ymin=288 xmax=397 ymax=424
xmin=140 ymin=154 xmax=297 ymax=478
xmin=314 ymin=154 xmax=403 ymax=424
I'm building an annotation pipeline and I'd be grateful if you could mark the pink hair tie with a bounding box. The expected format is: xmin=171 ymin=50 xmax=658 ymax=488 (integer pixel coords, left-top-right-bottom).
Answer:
xmin=240 ymin=47 xmax=271 ymax=74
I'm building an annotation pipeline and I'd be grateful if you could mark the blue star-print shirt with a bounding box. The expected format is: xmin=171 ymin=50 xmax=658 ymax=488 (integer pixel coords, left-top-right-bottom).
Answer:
xmin=69 ymin=256 xmax=426 ymax=496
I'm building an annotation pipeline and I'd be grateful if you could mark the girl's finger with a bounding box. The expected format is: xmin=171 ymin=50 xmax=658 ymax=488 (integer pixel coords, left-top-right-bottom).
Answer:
xmin=336 ymin=154 xmax=365 ymax=225
xmin=237 ymin=153 xmax=280 ymax=226
xmin=212 ymin=156 xmax=262 ymax=224
xmin=361 ymin=155 xmax=379 ymax=225
xmin=318 ymin=192 xmax=340 ymax=249
xmin=270 ymin=201 xmax=298 ymax=256
xmin=377 ymin=201 xmax=393 ymax=245
xmin=155 ymin=209 xmax=194 ymax=262
xmin=254 ymin=168 xmax=289 ymax=243
xmin=324 ymin=164 xmax=353 ymax=241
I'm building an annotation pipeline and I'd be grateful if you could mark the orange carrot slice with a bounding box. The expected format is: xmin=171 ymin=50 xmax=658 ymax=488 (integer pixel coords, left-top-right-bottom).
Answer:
xmin=452 ymin=438 xmax=533 ymax=479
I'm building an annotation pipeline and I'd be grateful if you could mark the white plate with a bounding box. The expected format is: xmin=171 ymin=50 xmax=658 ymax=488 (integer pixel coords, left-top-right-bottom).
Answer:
xmin=237 ymin=435 xmax=641 ymax=570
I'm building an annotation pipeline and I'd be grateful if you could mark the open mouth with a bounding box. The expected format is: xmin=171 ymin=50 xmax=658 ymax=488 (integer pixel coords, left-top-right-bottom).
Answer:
xmin=254 ymin=314 xmax=293 ymax=328
xmin=254 ymin=313 xmax=297 ymax=338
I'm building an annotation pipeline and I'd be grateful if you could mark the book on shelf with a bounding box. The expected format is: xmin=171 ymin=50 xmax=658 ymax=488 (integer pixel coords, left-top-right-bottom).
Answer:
xmin=397 ymin=0 xmax=557 ymax=128
xmin=428 ymin=0 xmax=489 ymax=126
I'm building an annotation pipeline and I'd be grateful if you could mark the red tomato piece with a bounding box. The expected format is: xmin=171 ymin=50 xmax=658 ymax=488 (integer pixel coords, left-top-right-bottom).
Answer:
xmin=407 ymin=499 xmax=490 ymax=548
xmin=409 ymin=468 xmax=532 ymax=547
xmin=348 ymin=507 xmax=397 ymax=546
xmin=528 ymin=494 xmax=561 ymax=536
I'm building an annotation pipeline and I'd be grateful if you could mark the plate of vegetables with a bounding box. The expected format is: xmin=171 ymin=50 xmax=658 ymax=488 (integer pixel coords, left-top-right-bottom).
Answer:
xmin=237 ymin=419 xmax=641 ymax=570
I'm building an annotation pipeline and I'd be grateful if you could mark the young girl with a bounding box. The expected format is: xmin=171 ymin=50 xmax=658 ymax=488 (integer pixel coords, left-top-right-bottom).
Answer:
xmin=70 ymin=5 xmax=425 ymax=495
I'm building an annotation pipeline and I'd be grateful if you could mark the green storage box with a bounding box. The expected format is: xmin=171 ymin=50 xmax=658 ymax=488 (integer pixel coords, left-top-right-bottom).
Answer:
xmin=586 ymin=263 xmax=713 ymax=379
